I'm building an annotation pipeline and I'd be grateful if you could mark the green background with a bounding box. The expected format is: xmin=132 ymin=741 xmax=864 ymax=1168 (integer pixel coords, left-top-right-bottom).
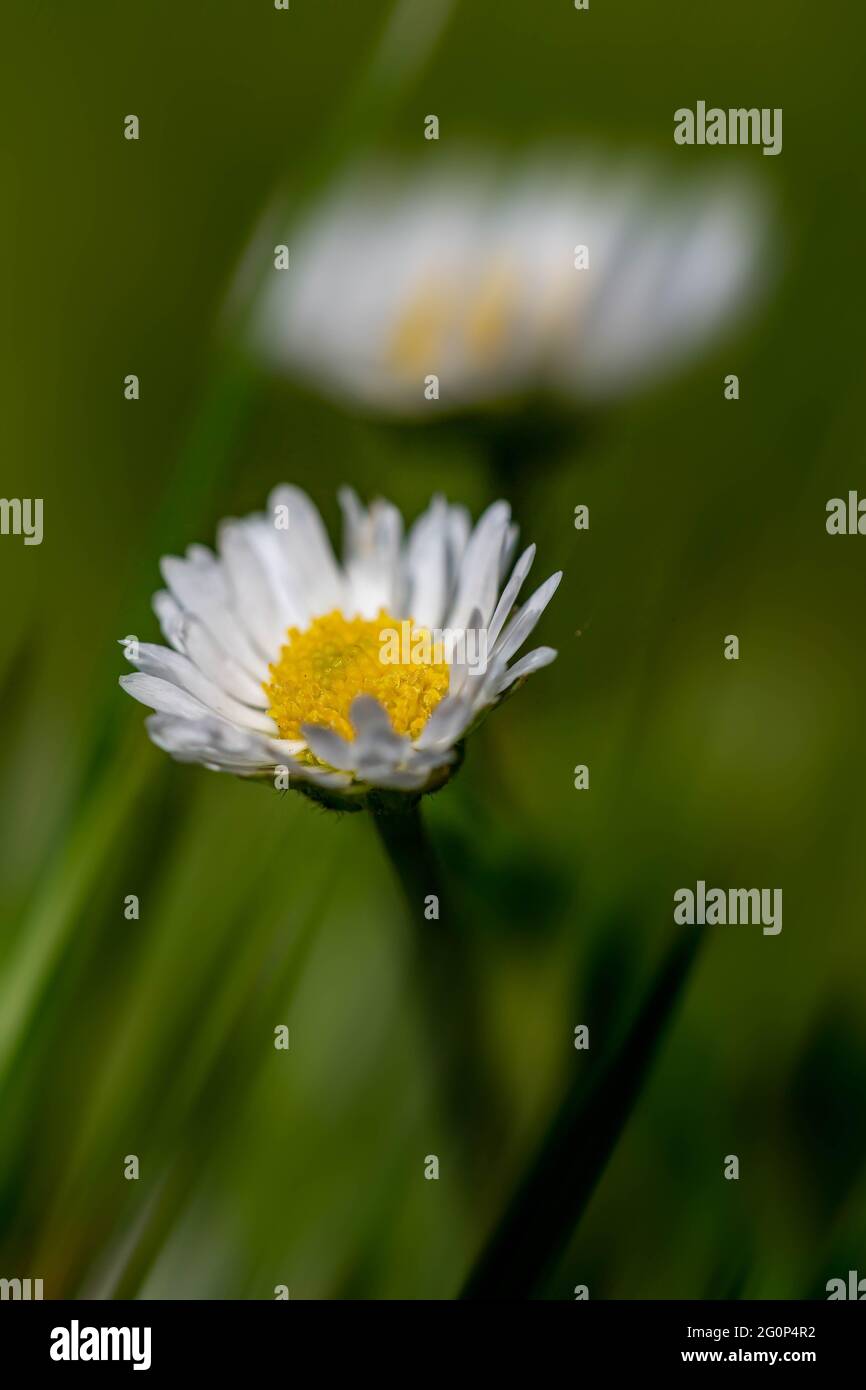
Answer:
xmin=1 ymin=0 xmax=864 ymax=1298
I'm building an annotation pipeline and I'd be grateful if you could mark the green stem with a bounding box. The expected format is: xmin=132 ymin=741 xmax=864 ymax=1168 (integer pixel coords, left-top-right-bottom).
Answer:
xmin=372 ymin=804 xmax=504 ymax=1178
xmin=371 ymin=801 xmax=453 ymax=918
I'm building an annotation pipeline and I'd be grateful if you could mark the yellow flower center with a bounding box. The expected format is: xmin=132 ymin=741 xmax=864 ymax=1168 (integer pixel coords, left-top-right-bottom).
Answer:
xmin=386 ymin=262 xmax=518 ymax=378
xmin=463 ymin=262 xmax=518 ymax=365
xmin=264 ymin=609 xmax=450 ymax=743
xmin=386 ymin=279 xmax=451 ymax=376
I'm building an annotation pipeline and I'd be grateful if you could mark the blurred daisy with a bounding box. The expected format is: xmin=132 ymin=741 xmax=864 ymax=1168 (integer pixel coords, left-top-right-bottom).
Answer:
xmin=120 ymin=487 xmax=561 ymax=809
xmin=249 ymin=154 xmax=768 ymax=415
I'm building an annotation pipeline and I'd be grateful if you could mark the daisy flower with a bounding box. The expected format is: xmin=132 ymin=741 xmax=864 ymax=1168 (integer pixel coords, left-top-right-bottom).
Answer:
xmin=249 ymin=154 xmax=767 ymax=416
xmin=120 ymin=486 xmax=561 ymax=811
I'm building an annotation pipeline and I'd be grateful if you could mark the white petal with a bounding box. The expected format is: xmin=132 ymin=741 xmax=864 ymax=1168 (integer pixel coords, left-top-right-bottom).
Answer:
xmin=287 ymin=763 xmax=353 ymax=789
xmin=153 ymin=588 xmax=271 ymax=707
xmin=496 ymin=645 xmax=557 ymax=694
xmin=414 ymin=693 xmax=474 ymax=749
xmin=500 ymin=522 xmax=519 ymax=581
xmin=160 ymin=554 xmax=266 ymax=678
xmin=152 ymin=590 xmax=186 ymax=653
xmin=217 ymin=518 xmax=285 ymax=658
xmin=448 ymin=605 xmax=484 ymax=697
xmin=181 ymin=614 xmax=270 ymax=708
xmin=486 ymin=543 xmax=535 ymax=648
xmin=349 ymin=695 xmax=408 ymax=761
xmin=300 ymin=722 xmax=357 ymax=771
xmin=245 ymin=518 xmax=307 ymax=632
xmin=459 ymin=650 xmax=509 ymax=717
xmin=399 ymin=745 xmax=456 ymax=773
xmin=446 ymin=504 xmax=471 ymax=580
xmin=267 ymin=484 xmax=345 ymax=618
xmin=405 ymin=495 xmax=450 ymax=628
xmin=186 ymin=543 xmax=225 ymax=575
xmin=121 ymin=673 xmax=214 ymax=721
xmin=339 ymin=489 xmax=405 ymax=618
xmin=146 ymin=722 xmax=268 ymax=767
xmin=447 ymin=499 xmax=512 ymax=630
xmin=127 ymin=644 xmax=277 ymax=733
xmin=492 ymin=571 xmax=562 ymax=665
xmin=145 ymin=713 xmax=323 ymax=776
xmin=146 ymin=713 xmax=289 ymax=774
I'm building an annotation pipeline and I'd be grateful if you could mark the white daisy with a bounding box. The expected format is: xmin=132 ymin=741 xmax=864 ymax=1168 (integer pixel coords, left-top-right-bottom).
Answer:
xmin=250 ymin=154 xmax=767 ymax=415
xmin=120 ymin=486 xmax=561 ymax=810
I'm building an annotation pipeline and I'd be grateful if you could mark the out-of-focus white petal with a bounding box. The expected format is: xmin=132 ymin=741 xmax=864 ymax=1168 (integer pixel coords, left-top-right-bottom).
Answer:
xmin=246 ymin=156 xmax=768 ymax=415
xmin=566 ymin=180 xmax=765 ymax=398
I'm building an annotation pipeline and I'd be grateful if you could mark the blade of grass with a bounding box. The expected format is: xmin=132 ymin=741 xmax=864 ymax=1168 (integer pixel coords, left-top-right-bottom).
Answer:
xmin=461 ymin=929 xmax=701 ymax=1300
xmin=0 ymin=731 xmax=153 ymax=1089
xmin=105 ymin=861 xmax=338 ymax=1300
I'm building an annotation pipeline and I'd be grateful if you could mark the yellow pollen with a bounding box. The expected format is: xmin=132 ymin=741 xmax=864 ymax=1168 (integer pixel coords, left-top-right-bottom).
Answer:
xmin=462 ymin=262 xmax=518 ymax=364
xmin=386 ymin=264 xmax=519 ymax=380
xmin=386 ymin=278 xmax=452 ymax=377
xmin=264 ymin=609 xmax=450 ymax=744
